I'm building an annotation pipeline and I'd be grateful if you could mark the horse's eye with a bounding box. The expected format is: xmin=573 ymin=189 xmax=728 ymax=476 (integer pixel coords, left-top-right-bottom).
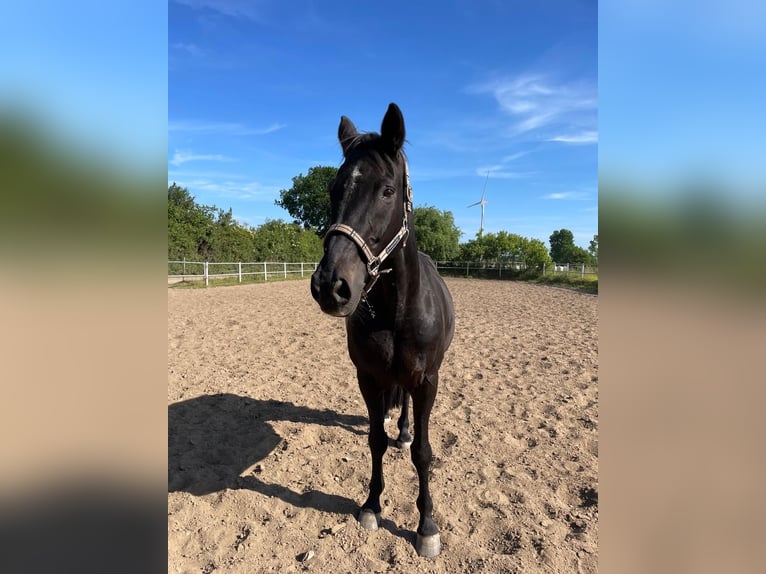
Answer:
xmin=383 ymin=187 xmax=395 ymax=198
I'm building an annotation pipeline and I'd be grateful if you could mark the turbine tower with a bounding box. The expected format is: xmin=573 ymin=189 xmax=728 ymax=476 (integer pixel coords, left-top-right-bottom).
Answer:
xmin=467 ymin=171 xmax=490 ymax=235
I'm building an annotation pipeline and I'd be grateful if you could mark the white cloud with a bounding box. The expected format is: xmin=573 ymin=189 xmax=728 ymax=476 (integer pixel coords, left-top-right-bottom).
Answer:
xmin=169 ymin=120 xmax=286 ymax=136
xmin=548 ymin=131 xmax=598 ymax=144
xmin=542 ymin=191 xmax=592 ymax=200
xmin=470 ymin=73 xmax=597 ymax=137
xmin=172 ymin=0 xmax=262 ymax=21
xmin=232 ymin=213 xmax=267 ymax=227
xmin=502 ymin=150 xmax=530 ymax=162
xmin=170 ymin=176 xmax=278 ymax=200
xmin=169 ymin=150 xmax=234 ymax=166
xmin=171 ymin=42 xmax=205 ymax=57
xmin=476 ymin=166 xmax=534 ymax=179
xmin=471 ymin=149 xmax=534 ymax=180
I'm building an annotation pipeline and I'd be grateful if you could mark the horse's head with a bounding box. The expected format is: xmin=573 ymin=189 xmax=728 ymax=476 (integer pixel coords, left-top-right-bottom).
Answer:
xmin=311 ymin=103 xmax=411 ymax=317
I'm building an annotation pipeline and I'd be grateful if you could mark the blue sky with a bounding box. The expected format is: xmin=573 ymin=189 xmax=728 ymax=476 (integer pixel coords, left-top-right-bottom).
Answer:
xmin=599 ymin=1 xmax=766 ymax=199
xmin=169 ymin=0 xmax=597 ymax=247
xmin=2 ymin=2 xmax=166 ymax=171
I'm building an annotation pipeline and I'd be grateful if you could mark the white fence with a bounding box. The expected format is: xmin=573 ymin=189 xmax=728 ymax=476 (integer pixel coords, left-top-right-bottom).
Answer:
xmin=546 ymin=262 xmax=598 ymax=278
xmin=435 ymin=260 xmax=598 ymax=279
xmin=168 ymin=260 xmax=318 ymax=286
xmin=168 ymin=259 xmax=597 ymax=286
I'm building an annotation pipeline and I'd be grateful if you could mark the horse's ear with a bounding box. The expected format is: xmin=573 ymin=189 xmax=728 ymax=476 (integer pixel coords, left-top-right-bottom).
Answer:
xmin=380 ymin=103 xmax=405 ymax=155
xmin=338 ymin=116 xmax=358 ymax=156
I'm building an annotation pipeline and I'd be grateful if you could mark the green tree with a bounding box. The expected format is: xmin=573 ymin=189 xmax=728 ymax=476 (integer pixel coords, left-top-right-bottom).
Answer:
xmin=252 ymin=219 xmax=323 ymax=261
xmin=458 ymin=231 xmax=551 ymax=268
xmin=520 ymin=238 xmax=552 ymax=268
xmin=569 ymin=245 xmax=591 ymax=264
xmin=275 ymin=165 xmax=338 ymax=235
xmin=459 ymin=231 xmax=523 ymax=262
xmin=483 ymin=231 xmax=525 ymax=261
xmin=459 ymin=235 xmax=488 ymax=261
xmin=208 ymin=207 xmax=255 ymax=262
xmin=167 ymin=182 xmax=216 ymax=260
xmin=168 ymin=183 xmax=326 ymax=263
xmin=549 ymin=228 xmax=577 ymax=263
xmin=588 ymin=234 xmax=598 ymax=262
xmin=413 ymin=205 xmax=461 ymax=261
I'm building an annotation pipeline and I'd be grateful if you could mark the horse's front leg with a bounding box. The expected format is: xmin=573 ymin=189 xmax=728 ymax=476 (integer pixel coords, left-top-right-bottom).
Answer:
xmin=411 ymin=374 xmax=441 ymax=558
xmin=395 ymin=390 xmax=413 ymax=448
xmin=358 ymin=375 xmax=387 ymax=531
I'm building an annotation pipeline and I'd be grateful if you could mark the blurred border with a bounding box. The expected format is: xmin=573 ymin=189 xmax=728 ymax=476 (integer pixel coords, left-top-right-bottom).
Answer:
xmin=1 ymin=2 xmax=167 ymax=572
xmin=3 ymin=1 xmax=764 ymax=572
xmin=600 ymin=2 xmax=765 ymax=573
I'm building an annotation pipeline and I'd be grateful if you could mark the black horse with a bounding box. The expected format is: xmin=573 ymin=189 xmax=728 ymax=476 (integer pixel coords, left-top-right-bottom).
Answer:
xmin=310 ymin=103 xmax=455 ymax=558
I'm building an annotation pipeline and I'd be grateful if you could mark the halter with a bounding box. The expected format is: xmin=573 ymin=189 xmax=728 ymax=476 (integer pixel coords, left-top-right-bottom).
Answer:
xmin=324 ymin=157 xmax=413 ymax=294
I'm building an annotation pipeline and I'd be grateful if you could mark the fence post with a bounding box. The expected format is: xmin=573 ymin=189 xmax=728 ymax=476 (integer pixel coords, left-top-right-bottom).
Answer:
xmin=204 ymin=261 xmax=209 ymax=287
xmin=264 ymin=262 xmax=268 ymax=282
xmin=301 ymin=262 xmax=304 ymax=277
xmin=499 ymin=262 xmax=502 ymax=278
xmin=283 ymin=262 xmax=287 ymax=278
xmin=183 ymin=257 xmax=186 ymax=275
xmin=581 ymin=263 xmax=585 ymax=279
xmin=543 ymin=262 xmax=545 ymax=275
xmin=238 ymin=262 xmax=242 ymax=283
xmin=466 ymin=261 xmax=469 ymax=278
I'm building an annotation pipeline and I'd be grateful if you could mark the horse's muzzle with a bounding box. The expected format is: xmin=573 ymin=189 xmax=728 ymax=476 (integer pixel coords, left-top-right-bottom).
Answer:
xmin=310 ymin=267 xmax=358 ymax=317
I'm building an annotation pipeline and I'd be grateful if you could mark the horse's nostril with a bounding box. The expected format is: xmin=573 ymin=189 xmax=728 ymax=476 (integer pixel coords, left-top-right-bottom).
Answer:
xmin=332 ymin=278 xmax=351 ymax=305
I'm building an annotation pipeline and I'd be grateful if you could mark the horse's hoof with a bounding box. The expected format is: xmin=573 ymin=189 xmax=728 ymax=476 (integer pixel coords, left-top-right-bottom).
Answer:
xmin=358 ymin=509 xmax=380 ymax=531
xmin=395 ymin=438 xmax=413 ymax=449
xmin=415 ymin=532 xmax=441 ymax=558
xmin=383 ymin=413 xmax=392 ymax=425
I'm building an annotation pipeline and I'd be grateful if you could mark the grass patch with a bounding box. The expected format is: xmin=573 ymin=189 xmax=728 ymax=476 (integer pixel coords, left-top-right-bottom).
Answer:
xmin=529 ymin=273 xmax=598 ymax=294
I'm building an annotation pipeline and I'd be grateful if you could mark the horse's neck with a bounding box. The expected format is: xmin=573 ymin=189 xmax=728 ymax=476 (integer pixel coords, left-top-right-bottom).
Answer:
xmin=375 ymin=238 xmax=420 ymax=321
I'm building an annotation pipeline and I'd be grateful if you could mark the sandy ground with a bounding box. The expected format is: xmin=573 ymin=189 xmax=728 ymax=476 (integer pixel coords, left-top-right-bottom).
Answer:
xmin=168 ymin=278 xmax=598 ymax=573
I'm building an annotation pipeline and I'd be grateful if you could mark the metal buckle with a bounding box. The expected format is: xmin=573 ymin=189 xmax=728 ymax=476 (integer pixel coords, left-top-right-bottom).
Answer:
xmin=367 ymin=257 xmax=381 ymax=277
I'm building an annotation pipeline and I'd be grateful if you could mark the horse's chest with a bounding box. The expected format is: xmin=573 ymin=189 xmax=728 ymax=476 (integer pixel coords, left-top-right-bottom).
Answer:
xmin=347 ymin=328 xmax=395 ymax=370
xmin=346 ymin=327 xmax=424 ymax=385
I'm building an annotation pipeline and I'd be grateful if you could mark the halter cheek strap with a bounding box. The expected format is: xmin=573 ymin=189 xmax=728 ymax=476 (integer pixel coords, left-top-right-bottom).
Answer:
xmin=325 ymin=158 xmax=413 ymax=294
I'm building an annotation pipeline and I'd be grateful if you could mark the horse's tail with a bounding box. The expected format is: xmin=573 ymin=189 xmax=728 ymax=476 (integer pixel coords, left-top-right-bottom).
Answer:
xmin=384 ymin=385 xmax=405 ymax=412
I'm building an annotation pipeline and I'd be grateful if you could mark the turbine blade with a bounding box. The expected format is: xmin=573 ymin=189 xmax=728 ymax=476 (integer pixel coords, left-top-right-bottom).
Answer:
xmin=467 ymin=201 xmax=481 ymax=207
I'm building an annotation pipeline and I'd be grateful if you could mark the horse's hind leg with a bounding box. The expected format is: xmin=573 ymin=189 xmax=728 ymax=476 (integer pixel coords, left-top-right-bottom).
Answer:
xmin=411 ymin=374 xmax=441 ymax=558
xmin=358 ymin=376 xmax=387 ymax=531
xmin=395 ymin=391 xmax=412 ymax=448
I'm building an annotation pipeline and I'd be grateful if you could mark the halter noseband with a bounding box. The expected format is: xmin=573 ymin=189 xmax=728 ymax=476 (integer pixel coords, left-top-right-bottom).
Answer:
xmin=324 ymin=158 xmax=413 ymax=294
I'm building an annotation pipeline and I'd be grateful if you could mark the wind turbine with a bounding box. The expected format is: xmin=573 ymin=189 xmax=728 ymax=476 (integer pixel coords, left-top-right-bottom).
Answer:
xmin=467 ymin=171 xmax=490 ymax=235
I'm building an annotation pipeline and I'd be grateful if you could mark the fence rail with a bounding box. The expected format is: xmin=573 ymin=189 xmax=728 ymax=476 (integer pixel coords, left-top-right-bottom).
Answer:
xmin=168 ymin=260 xmax=318 ymax=286
xmin=434 ymin=260 xmax=598 ymax=280
xmin=168 ymin=259 xmax=597 ymax=286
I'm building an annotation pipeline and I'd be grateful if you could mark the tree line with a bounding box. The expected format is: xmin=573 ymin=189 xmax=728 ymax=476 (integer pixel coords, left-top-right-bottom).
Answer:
xmin=168 ymin=165 xmax=597 ymax=266
xmin=274 ymin=166 xmax=597 ymax=266
xmin=168 ymin=182 xmax=323 ymax=262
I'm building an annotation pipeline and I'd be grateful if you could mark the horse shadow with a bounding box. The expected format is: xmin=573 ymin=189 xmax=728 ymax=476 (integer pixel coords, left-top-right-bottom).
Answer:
xmin=168 ymin=393 xmax=414 ymax=544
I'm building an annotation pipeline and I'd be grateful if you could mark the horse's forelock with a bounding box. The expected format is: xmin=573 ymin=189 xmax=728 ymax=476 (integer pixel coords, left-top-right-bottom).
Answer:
xmin=341 ymin=132 xmax=378 ymax=158
xmin=342 ymin=133 xmax=405 ymax=176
